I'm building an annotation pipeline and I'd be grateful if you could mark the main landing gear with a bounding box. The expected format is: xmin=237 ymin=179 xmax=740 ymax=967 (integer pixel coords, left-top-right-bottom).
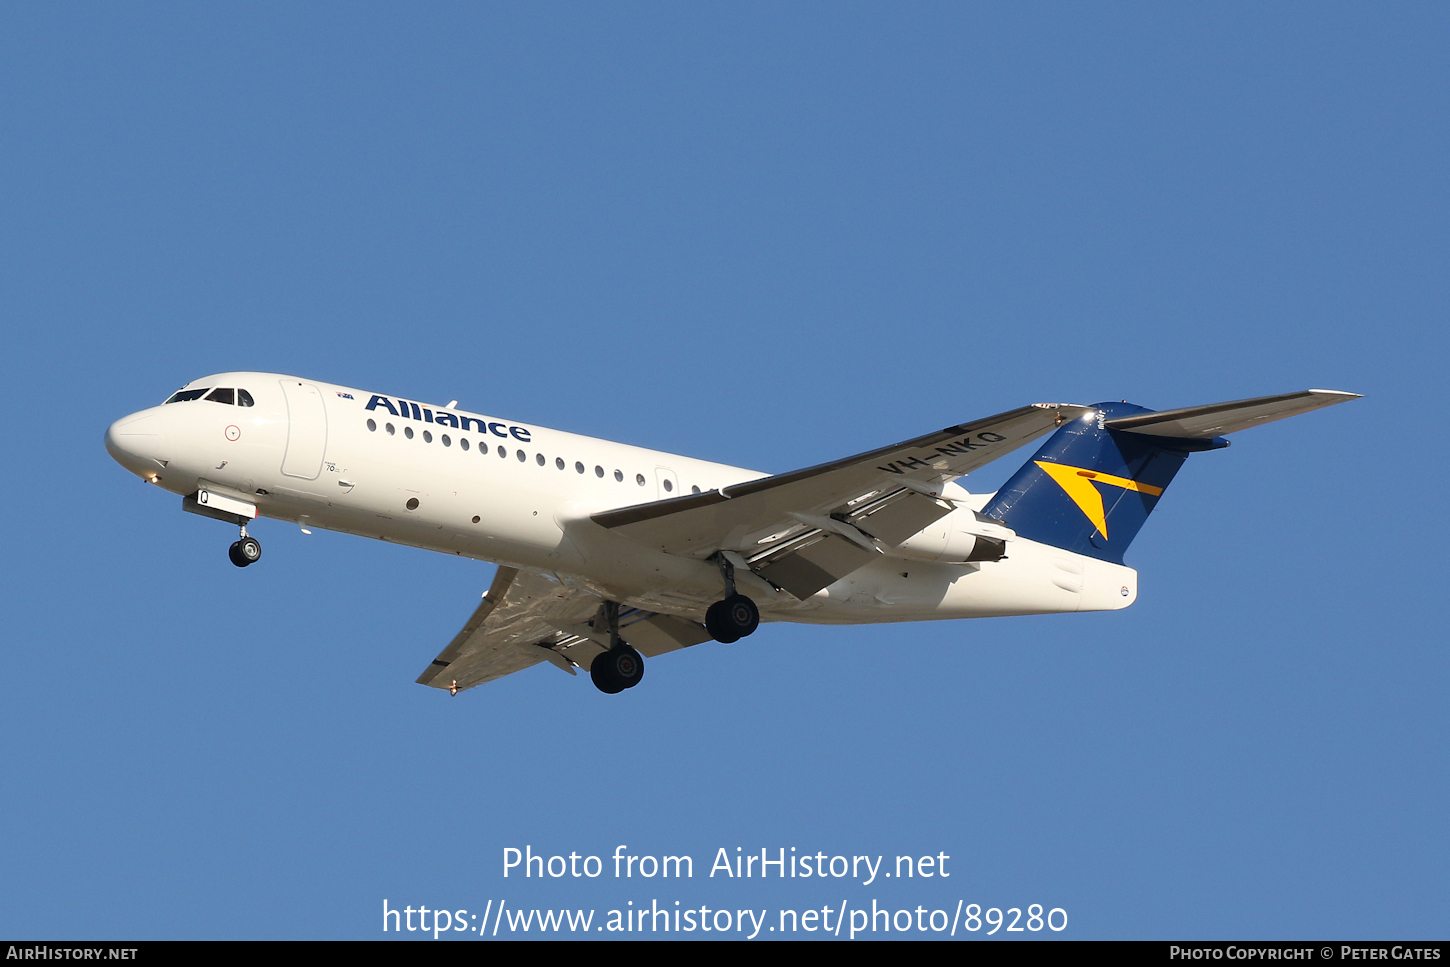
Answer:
xmin=228 ymin=524 xmax=262 ymax=568
xmin=706 ymin=595 xmax=759 ymax=643
xmin=590 ymin=601 xmax=645 ymax=695
xmin=704 ymin=555 xmax=760 ymax=644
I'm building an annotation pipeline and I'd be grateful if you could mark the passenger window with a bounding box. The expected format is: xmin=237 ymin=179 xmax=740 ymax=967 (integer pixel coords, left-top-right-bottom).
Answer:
xmin=636 ymin=473 xmax=645 ymax=486
xmin=386 ymin=423 xmax=395 ymax=435
xmin=516 ymin=449 xmax=526 ymax=462
xmin=460 ymin=438 xmax=470 ymax=451
xmin=536 ymin=453 xmax=545 ymax=466
xmin=237 ymin=389 xmax=255 ymax=407
xmin=663 ymin=479 xmax=673 ymax=492
xmin=575 ymin=461 xmax=584 ymax=473
xmin=423 ymin=430 xmax=433 ymax=443
xmin=692 ymin=485 xmax=701 ymax=494
xmin=165 ymin=389 xmax=208 ymax=404
xmin=498 ymin=445 xmax=506 ymax=458
xmin=205 ymin=388 xmax=235 ymax=405
xmin=595 ymin=465 xmax=604 ymax=478
xmin=366 ymin=419 xmax=377 ymax=432
xmin=441 ymin=434 xmax=451 ymax=447
xmin=556 ymin=457 xmax=565 ymax=470
xmin=405 ymin=426 xmax=414 ymax=440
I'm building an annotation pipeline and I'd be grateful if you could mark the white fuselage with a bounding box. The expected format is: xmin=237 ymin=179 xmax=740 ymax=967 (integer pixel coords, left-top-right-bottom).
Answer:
xmin=106 ymin=372 xmax=1137 ymax=625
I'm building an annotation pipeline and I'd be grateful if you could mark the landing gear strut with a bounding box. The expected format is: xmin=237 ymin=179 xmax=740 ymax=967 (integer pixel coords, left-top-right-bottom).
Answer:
xmin=705 ymin=555 xmax=759 ymax=643
xmin=228 ymin=524 xmax=261 ymax=568
xmin=589 ymin=600 xmax=645 ymax=694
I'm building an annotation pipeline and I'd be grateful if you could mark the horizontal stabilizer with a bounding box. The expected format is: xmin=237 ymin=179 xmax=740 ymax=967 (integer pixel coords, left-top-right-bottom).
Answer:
xmin=1104 ymin=389 xmax=1360 ymax=439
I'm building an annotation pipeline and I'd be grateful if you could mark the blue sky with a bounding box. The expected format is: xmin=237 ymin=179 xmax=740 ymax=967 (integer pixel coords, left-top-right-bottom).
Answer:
xmin=1 ymin=3 xmax=1445 ymax=939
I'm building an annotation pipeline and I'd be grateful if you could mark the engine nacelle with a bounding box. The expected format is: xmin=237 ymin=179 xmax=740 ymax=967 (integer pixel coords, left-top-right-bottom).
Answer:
xmin=885 ymin=509 xmax=1014 ymax=564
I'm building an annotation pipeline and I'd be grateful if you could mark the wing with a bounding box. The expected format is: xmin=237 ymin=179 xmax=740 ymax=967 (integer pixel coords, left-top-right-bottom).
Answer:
xmin=592 ymin=403 xmax=1086 ymax=599
xmin=416 ymin=567 xmax=712 ymax=693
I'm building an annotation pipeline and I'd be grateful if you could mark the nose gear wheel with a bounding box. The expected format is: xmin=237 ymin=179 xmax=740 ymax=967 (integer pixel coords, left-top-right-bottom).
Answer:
xmin=228 ymin=536 xmax=262 ymax=567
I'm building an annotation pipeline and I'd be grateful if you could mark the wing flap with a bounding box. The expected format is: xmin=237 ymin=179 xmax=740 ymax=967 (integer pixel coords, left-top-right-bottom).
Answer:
xmin=848 ymin=489 xmax=956 ymax=546
xmin=756 ymin=531 xmax=878 ymax=599
xmin=621 ymin=612 xmax=714 ymax=657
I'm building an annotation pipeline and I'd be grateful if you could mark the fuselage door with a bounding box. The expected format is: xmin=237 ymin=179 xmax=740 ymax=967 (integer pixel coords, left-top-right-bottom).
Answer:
xmin=279 ymin=380 xmax=328 ymax=479
xmin=654 ymin=466 xmax=680 ymax=501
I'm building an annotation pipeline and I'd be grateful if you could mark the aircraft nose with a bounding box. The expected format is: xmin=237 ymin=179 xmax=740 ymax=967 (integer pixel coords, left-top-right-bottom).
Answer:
xmin=105 ymin=412 xmax=169 ymax=477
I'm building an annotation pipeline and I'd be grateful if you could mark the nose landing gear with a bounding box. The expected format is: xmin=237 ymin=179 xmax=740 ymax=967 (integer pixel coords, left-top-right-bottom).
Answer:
xmin=228 ymin=525 xmax=262 ymax=568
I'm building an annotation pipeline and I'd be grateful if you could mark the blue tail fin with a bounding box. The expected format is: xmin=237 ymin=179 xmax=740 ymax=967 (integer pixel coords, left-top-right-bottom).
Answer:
xmin=981 ymin=402 xmax=1226 ymax=564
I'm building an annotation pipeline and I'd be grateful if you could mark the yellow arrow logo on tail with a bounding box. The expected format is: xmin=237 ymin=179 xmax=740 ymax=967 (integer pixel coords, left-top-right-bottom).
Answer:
xmin=1034 ymin=461 xmax=1165 ymax=540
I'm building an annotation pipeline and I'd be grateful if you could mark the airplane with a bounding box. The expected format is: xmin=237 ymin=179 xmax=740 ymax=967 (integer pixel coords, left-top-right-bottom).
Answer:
xmin=105 ymin=375 xmax=1359 ymax=695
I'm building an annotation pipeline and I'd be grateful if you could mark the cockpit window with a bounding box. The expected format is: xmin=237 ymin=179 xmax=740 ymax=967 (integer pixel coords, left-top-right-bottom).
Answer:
xmin=165 ymin=389 xmax=209 ymax=404
xmin=205 ymin=388 xmax=235 ymax=405
xmin=237 ymin=389 xmax=254 ymax=407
